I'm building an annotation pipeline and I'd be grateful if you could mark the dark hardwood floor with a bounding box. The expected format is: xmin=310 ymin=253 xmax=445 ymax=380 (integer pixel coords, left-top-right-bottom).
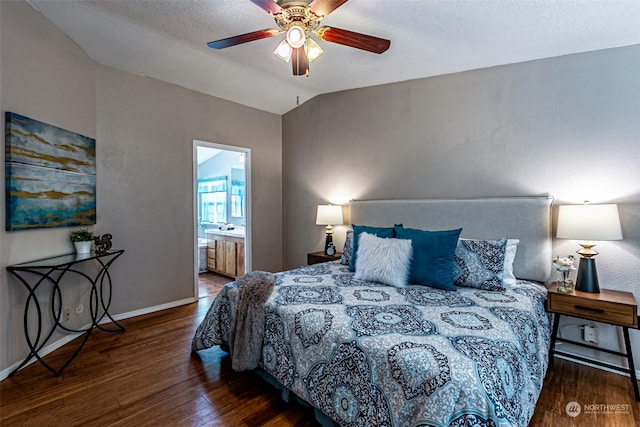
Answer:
xmin=198 ymin=271 xmax=231 ymax=299
xmin=2 ymin=284 xmax=639 ymax=426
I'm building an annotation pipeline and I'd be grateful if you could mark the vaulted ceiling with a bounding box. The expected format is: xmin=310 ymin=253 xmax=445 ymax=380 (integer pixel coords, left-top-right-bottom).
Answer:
xmin=27 ymin=0 xmax=640 ymax=115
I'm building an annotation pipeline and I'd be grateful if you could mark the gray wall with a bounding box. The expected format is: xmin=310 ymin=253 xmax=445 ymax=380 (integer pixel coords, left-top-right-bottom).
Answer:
xmin=0 ymin=1 xmax=282 ymax=374
xmin=96 ymin=65 xmax=281 ymax=313
xmin=282 ymin=45 xmax=640 ymax=366
xmin=1 ymin=0 xmax=97 ymax=373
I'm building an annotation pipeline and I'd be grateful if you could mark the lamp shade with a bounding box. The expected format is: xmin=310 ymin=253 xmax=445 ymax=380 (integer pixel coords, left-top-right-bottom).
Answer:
xmin=556 ymin=204 xmax=622 ymax=241
xmin=316 ymin=205 xmax=344 ymax=226
xmin=274 ymin=39 xmax=293 ymax=62
xmin=286 ymin=24 xmax=306 ymax=48
xmin=305 ymin=38 xmax=324 ymax=62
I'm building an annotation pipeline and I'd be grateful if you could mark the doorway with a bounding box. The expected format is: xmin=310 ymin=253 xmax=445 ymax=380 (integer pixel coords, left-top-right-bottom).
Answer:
xmin=193 ymin=140 xmax=251 ymax=299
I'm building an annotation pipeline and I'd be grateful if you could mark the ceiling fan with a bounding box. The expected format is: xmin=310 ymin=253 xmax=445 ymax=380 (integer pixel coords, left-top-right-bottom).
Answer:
xmin=207 ymin=0 xmax=391 ymax=76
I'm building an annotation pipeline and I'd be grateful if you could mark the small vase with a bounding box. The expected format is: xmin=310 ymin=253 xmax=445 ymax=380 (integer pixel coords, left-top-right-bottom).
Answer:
xmin=557 ymin=272 xmax=574 ymax=293
xmin=74 ymin=241 xmax=92 ymax=254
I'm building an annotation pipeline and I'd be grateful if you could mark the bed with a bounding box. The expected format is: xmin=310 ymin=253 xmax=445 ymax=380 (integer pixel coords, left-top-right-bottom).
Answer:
xmin=193 ymin=197 xmax=553 ymax=427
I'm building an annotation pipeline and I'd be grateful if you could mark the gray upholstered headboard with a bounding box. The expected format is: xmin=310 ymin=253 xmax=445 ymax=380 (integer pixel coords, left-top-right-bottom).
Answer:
xmin=349 ymin=197 xmax=553 ymax=283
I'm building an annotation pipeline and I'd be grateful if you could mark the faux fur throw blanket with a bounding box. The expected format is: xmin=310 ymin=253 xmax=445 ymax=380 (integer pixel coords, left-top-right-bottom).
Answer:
xmin=228 ymin=270 xmax=276 ymax=372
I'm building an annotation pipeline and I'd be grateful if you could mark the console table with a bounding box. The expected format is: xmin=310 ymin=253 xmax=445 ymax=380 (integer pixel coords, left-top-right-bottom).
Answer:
xmin=7 ymin=250 xmax=125 ymax=376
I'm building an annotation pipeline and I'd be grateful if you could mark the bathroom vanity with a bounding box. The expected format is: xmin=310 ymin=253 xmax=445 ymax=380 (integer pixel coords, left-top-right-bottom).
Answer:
xmin=205 ymin=228 xmax=245 ymax=278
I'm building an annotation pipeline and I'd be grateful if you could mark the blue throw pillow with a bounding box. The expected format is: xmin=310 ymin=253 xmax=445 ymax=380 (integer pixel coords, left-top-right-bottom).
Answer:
xmin=348 ymin=225 xmax=395 ymax=272
xmin=394 ymin=225 xmax=462 ymax=290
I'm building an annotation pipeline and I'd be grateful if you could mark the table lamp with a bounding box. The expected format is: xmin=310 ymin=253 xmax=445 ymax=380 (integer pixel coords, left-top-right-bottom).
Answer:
xmin=556 ymin=203 xmax=623 ymax=293
xmin=316 ymin=204 xmax=344 ymax=255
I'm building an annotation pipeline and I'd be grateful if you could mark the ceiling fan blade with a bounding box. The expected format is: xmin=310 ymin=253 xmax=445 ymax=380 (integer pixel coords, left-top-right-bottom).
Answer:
xmin=250 ymin=0 xmax=282 ymax=14
xmin=291 ymin=47 xmax=309 ymax=76
xmin=316 ymin=26 xmax=390 ymax=54
xmin=309 ymin=0 xmax=348 ymax=17
xmin=207 ymin=29 xmax=280 ymax=49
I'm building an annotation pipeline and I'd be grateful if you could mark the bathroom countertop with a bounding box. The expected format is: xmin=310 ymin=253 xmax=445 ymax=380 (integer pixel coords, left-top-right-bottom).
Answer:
xmin=205 ymin=228 xmax=245 ymax=238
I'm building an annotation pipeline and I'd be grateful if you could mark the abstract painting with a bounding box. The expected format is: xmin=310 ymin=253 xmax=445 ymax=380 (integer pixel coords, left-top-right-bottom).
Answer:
xmin=5 ymin=112 xmax=96 ymax=231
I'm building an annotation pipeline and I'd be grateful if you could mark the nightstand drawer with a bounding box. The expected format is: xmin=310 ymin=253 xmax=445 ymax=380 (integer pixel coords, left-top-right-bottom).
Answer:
xmin=548 ymin=293 xmax=637 ymax=327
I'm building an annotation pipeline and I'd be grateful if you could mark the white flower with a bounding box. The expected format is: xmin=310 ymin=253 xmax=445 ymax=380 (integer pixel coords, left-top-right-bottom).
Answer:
xmin=553 ymin=255 xmax=576 ymax=272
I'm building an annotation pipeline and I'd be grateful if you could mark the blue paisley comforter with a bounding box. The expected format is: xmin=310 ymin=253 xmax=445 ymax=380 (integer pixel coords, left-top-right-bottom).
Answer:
xmin=192 ymin=261 xmax=551 ymax=427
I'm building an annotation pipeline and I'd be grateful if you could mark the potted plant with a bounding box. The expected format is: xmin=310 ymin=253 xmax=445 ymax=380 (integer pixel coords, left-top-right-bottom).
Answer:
xmin=70 ymin=229 xmax=94 ymax=254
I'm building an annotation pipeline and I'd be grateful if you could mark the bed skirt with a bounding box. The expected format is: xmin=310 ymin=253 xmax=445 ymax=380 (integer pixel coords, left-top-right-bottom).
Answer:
xmin=219 ymin=343 xmax=337 ymax=427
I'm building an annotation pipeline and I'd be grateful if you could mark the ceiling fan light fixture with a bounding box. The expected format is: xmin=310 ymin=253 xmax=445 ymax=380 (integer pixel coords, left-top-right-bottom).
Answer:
xmin=207 ymin=0 xmax=391 ymax=77
xmin=305 ymin=37 xmax=323 ymax=62
xmin=286 ymin=24 xmax=306 ymax=48
xmin=274 ymin=38 xmax=293 ymax=62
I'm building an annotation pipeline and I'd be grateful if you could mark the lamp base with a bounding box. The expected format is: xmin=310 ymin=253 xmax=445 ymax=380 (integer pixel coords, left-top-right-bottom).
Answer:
xmin=575 ymin=257 xmax=600 ymax=293
xmin=324 ymin=234 xmax=334 ymax=255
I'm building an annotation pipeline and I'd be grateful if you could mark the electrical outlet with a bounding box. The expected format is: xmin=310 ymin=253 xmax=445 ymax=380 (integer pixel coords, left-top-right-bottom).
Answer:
xmin=583 ymin=325 xmax=597 ymax=344
xmin=63 ymin=308 xmax=71 ymax=322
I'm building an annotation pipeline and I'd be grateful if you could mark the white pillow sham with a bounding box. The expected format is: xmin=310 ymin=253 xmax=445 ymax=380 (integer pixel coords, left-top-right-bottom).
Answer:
xmin=354 ymin=232 xmax=413 ymax=288
xmin=502 ymin=238 xmax=520 ymax=286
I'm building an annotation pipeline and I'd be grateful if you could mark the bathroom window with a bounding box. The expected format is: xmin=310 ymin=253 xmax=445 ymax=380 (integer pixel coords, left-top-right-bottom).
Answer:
xmin=198 ymin=176 xmax=227 ymax=224
xmin=231 ymin=181 xmax=244 ymax=218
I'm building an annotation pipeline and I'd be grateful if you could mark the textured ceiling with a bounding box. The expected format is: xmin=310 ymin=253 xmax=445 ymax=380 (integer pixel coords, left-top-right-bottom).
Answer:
xmin=27 ymin=0 xmax=640 ymax=115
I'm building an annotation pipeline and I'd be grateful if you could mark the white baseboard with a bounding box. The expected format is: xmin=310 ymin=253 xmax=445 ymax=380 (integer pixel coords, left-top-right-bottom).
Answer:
xmin=553 ymin=349 xmax=640 ymax=379
xmin=107 ymin=297 xmax=196 ymax=322
xmin=0 ymin=297 xmax=197 ymax=381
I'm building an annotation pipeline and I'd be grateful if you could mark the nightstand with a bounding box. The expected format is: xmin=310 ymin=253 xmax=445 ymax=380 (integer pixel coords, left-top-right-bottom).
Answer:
xmin=307 ymin=251 xmax=342 ymax=265
xmin=547 ymin=283 xmax=639 ymax=401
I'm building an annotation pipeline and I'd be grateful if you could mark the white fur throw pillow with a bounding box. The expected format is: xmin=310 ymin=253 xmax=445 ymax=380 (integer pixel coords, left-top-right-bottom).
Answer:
xmin=354 ymin=232 xmax=413 ymax=288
